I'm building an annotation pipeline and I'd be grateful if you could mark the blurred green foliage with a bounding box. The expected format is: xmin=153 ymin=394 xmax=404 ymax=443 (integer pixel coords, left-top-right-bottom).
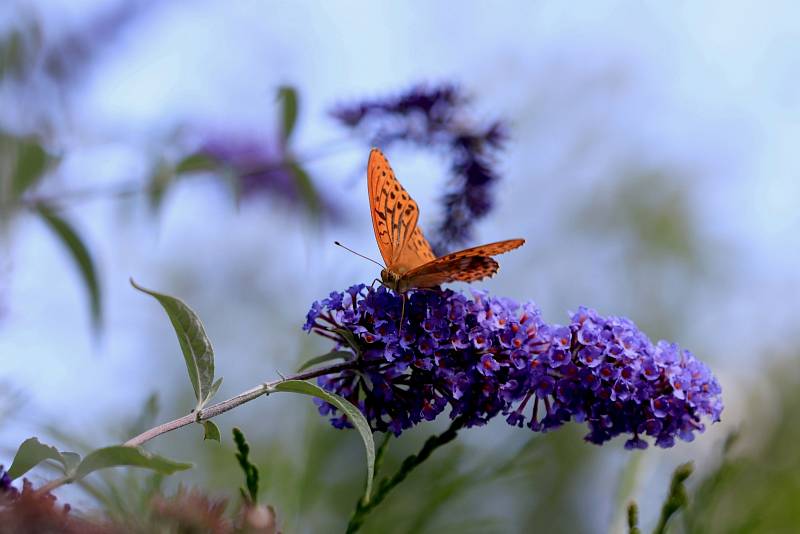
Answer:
xmin=682 ymin=363 xmax=800 ymax=534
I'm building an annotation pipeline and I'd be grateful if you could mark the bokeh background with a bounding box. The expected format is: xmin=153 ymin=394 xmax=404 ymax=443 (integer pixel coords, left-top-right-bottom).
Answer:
xmin=2 ymin=1 xmax=799 ymax=532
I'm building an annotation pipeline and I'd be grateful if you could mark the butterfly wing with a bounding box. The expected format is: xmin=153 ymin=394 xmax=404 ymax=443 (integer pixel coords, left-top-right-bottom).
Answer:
xmin=435 ymin=239 xmax=525 ymax=261
xmin=400 ymin=255 xmax=501 ymax=289
xmin=367 ymin=149 xmax=420 ymax=268
xmin=400 ymin=238 xmax=525 ymax=289
xmin=394 ymin=226 xmax=437 ymax=273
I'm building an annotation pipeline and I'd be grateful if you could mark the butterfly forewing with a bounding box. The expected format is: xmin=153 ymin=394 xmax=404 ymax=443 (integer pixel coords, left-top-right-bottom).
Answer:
xmin=368 ymin=149 xmax=420 ymax=267
xmin=366 ymin=148 xmax=525 ymax=291
xmin=394 ymin=226 xmax=437 ymax=273
xmin=433 ymin=239 xmax=525 ymax=262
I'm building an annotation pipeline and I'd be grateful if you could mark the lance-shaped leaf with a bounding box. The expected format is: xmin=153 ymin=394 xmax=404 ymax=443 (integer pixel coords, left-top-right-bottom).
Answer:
xmin=333 ymin=328 xmax=361 ymax=355
xmin=175 ymin=153 xmax=218 ymax=174
xmin=73 ymin=446 xmax=192 ymax=480
xmin=130 ymin=279 xmax=216 ymax=407
xmin=277 ymin=86 xmax=299 ymax=142
xmin=7 ymin=437 xmax=78 ymax=479
xmin=297 ymin=350 xmax=351 ymax=372
xmin=11 ymin=138 xmax=49 ymax=198
xmin=36 ymin=204 xmax=102 ymax=330
xmin=207 ymin=377 xmax=223 ymax=403
xmin=273 ymin=380 xmax=375 ymax=500
xmin=288 ymin=161 xmax=321 ymax=218
xmin=146 ymin=161 xmax=173 ymax=213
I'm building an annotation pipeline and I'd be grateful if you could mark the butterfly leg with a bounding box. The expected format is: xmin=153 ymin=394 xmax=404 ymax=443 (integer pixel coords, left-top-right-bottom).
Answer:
xmin=395 ymin=288 xmax=443 ymax=337
xmin=398 ymin=292 xmax=406 ymax=338
xmin=370 ymin=278 xmax=382 ymax=289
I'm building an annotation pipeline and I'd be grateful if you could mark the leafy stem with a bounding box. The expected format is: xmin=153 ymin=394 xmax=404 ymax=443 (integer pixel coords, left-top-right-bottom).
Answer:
xmin=9 ymin=138 xmax=355 ymax=212
xmin=346 ymin=416 xmax=467 ymax=533
xmin=653 ymin=462 xmax=694 ymax=534
xmin=124 ymin=360 xmax=357 ymax=447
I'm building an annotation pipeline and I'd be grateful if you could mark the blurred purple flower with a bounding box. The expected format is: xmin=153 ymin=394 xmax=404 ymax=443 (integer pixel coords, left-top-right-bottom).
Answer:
xmin=331 ymin=84 xmax=508 ymax=254
xmin=0 ymin=466 xmax=16 ymax=497
xmin=197 ymin=136 xmax=297 ymax=201
xmin=303 ymin=286 xmax=723 ymax=448
xmin=189 ymin=133 xmax=337 ymax=219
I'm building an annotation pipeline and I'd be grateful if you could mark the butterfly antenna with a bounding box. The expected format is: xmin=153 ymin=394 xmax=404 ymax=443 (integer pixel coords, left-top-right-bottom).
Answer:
xmin=334 ymin=241 xmax=384 ymax=268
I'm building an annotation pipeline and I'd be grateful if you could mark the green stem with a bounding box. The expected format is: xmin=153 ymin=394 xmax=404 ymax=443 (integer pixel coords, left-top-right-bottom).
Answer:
xmin=35 ymin=475 xmax=73 ymax=494
xmin=653 ymin=462 xmax=693 ymax=534
xmin=346 ymin=417 xmax=467 ymax=533
xmin=627 ymin=501 xmax=641 ymax=534
xmin=372 ymin=433 xmax=392 ymax=481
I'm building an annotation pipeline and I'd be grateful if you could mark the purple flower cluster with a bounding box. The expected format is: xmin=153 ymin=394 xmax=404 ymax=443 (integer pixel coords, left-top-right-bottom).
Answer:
xmin=198 ymin=135 xmax=298 ymax=202
xmin=331 ymin=84 xmax=507 ymax=254
xmin=303 ymin=286 xmax=723 ymax=449
xmin=182 ymin=132 xmax=337 ymax=219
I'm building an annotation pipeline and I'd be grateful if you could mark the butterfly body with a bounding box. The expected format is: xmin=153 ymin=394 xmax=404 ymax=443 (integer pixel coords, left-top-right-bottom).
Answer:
xmin=367 ymin=149 xmax=524 ymax=292
xmin=379 ymin=268 xmax=404 ymax=292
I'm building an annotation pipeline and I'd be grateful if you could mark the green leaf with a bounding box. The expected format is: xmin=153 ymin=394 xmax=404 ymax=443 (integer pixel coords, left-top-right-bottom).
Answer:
xmin=61 ymin=452 xmax=82 ymax=474
xmin=297 ymin=350 xmax=351 ymax=372
xmin=12 ymin=139 xmax=48 ymax=198
xmin=333 ymin=328 xmax=361 ymax=355
xmin=205 ymin=377 xmax=223 ymax=406
xmin=274 ymin=380 xmax=375 ymax=500
xmin=7 ymin=438 xmax=77 ymax=479
xmin=130 ymin=279 xmax=215 ymax=407
xmin=147 ymin=162 xmax=173 ymax=213
xmin=36 ymin=205 xmax=102 ymax=329
xmin=175 ymin=153 xmax=218 ymax=174
xmin=288 ymin=161 xmax=321 ymax=217
xmin=277 ymin=86 xmax=299 ymax=142
xmin=202 ymin=421 xmax=221 ymax=442
xmin=74 ymin=446 xmax=192 ymax=480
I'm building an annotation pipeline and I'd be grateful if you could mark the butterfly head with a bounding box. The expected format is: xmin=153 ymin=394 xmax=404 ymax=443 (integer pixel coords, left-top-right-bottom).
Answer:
xmin=380 ymin=268 xmax=403 ymax=292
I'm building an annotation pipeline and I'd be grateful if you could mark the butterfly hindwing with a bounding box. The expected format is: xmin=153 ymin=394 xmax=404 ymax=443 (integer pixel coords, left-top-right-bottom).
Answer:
xmin=402 ymin=255 xmax=500 ymax=288
xmin=368 ymin=149 xmax=420 ymax=267
xmin=366 ymin=148 xmax=525 ymax=291
xmin=399 ymin=239 xmax=524 ymax=289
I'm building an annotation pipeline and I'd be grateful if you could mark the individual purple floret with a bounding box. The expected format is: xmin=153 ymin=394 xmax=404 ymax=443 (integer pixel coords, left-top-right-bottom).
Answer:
xmin=303 ymin=286 xmax=723 ymax=449
xmin=330 ymin=84 xmax=507 ymax=255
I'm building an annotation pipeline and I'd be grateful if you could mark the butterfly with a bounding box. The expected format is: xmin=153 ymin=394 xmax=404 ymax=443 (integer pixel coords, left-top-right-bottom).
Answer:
xmin=367 ymin=148 xmax=524 ymax=293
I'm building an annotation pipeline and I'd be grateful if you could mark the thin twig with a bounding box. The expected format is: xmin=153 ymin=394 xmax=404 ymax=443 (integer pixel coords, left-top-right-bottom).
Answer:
xmin=124 ymin=360 xmax=356 ymax=447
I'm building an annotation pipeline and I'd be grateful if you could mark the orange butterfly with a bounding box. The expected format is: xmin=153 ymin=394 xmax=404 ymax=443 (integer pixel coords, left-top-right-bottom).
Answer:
xmin=367 ymin=148 xmax=524 ymax=293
